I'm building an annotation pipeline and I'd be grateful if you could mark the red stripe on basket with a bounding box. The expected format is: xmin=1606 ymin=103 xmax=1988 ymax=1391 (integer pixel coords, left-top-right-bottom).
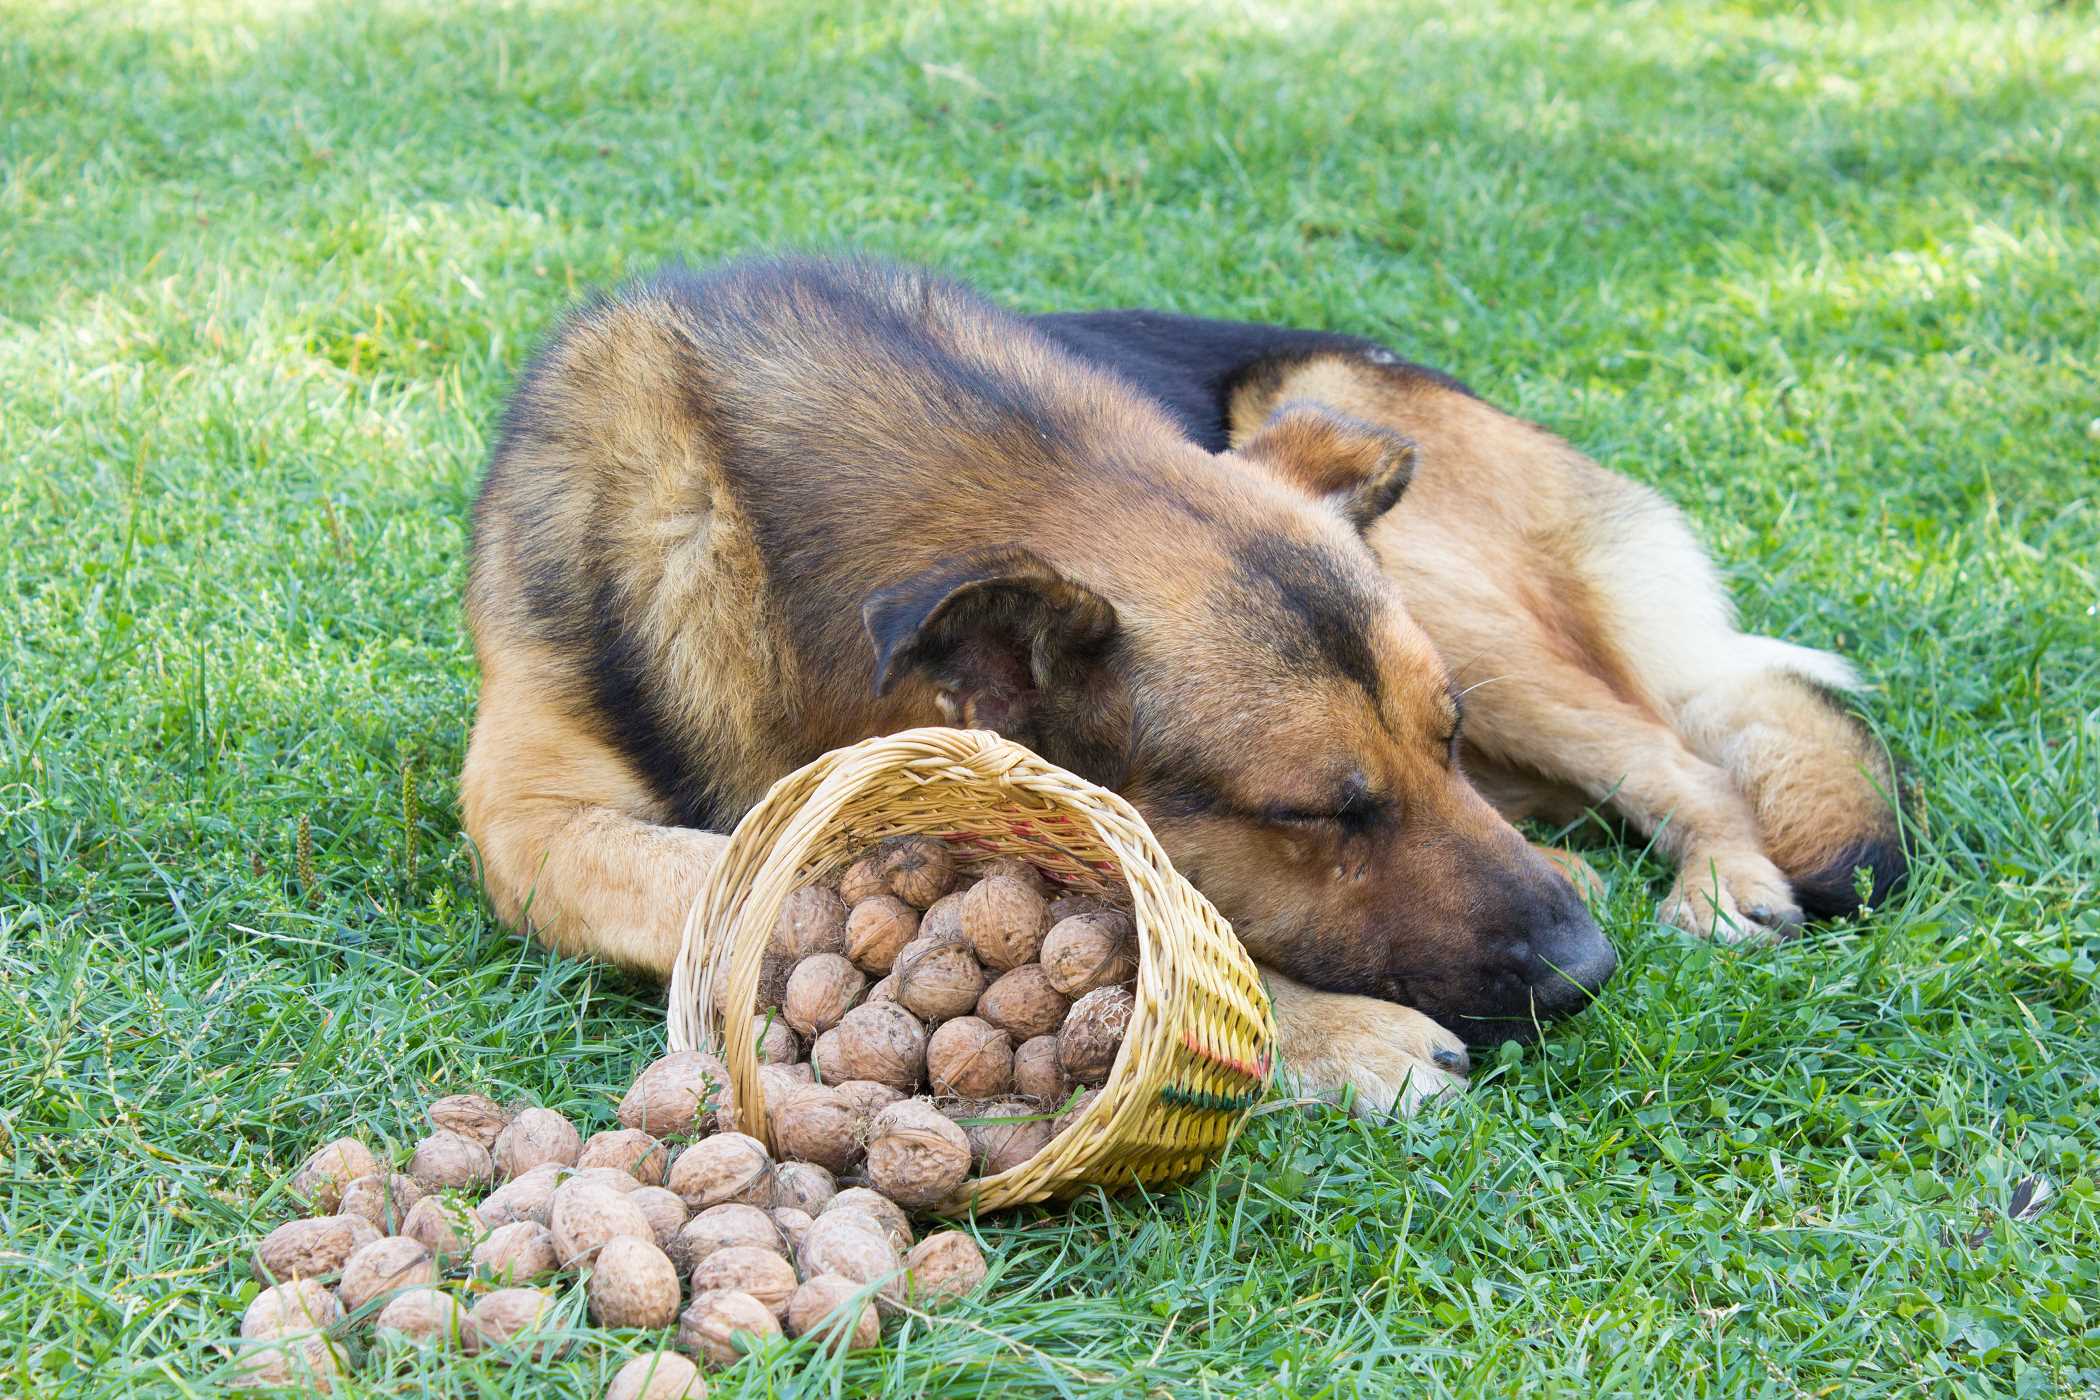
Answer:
xmin=1181 ymin=1031 xmax=1267 ymax=1082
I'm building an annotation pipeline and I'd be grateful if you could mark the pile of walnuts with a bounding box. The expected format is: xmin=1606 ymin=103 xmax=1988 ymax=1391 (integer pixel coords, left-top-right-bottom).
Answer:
xmin=236 ymin=1080 xmax=984 ymax=1393
xmin=233 ymin=838 xmax=1137 ymax=1393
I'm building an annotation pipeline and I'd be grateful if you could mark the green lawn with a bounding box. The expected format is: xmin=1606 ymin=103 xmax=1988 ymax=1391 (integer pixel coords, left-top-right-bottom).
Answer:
xmin=3 ymin=1 xmax=2096 ymax=1395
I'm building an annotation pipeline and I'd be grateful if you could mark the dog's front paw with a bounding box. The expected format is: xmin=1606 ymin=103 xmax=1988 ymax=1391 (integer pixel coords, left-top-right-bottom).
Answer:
xmin=1662 ymin=849 xmax=1805 ymax=944
xmin=1322 ymin=1041 xmax=1468 ymax=1119
xmin=1270 ymin=983 xmax=1470 ymax=1118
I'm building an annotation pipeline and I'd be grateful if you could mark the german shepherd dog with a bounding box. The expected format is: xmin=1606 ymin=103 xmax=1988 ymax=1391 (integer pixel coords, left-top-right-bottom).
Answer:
xmin=462 ymin=256 xmax=1902 ymax=1114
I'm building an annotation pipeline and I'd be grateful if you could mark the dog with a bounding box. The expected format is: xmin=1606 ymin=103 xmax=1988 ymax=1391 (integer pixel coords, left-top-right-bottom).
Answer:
xmin=461 ymin=255 xmax=1900 ymax=1115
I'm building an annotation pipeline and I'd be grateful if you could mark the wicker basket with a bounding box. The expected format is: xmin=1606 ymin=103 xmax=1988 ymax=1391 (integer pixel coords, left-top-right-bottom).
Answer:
xmin=666 ymin=727 xmax=1274 ymax=1213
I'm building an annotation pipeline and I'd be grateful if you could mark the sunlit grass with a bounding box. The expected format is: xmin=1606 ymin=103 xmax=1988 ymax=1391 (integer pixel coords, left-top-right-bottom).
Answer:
xmin=2 ymin=1 xmax=2095 ymax=1396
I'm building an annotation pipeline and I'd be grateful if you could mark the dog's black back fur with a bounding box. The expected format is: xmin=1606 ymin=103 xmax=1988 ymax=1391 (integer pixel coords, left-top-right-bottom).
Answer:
xmin=1028 ymin=310 xmax=1474 ymax=452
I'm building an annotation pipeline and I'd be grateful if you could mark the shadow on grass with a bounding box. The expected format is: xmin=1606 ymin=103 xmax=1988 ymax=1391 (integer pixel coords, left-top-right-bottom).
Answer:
xmin=5 ymin=0 xmax=2092 ymax=336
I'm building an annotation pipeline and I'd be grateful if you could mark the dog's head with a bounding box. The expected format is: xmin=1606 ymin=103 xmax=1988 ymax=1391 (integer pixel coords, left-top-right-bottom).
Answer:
xmin=863 ymin=403 xmax=1614 ymax=1042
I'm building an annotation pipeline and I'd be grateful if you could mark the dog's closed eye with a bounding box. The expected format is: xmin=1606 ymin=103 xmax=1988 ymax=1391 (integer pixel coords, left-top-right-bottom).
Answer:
xmin=1262 ymin=776 xmax=1390 ymax=834
xmin=1264 ymin=806 xmax=1345 ymax=829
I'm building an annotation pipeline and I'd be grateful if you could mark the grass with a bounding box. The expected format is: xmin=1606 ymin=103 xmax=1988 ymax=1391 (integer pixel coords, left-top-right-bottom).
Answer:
xmin=2 ymin=0 xmax=2096 ymax=1394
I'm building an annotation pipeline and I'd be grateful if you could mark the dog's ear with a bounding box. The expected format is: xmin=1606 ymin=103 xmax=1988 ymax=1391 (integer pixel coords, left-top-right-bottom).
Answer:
xmin=863 ymin=546 xmax=1120 ymax=743
xmin=1238 ymin=401 xmax=1418 ymax=533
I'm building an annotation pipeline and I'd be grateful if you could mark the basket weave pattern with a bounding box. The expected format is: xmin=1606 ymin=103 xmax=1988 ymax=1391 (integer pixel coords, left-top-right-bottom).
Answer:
xmin=667 ymin=727 xmax=1275 ymax=1212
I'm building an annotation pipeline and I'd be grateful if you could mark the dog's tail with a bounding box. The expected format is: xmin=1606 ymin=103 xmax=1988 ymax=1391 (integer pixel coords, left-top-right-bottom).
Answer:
xmin=1729 ymin=635 xmax=1863 ymax=694
xmin=1675 ymin=645 xmax=1907 ymax=918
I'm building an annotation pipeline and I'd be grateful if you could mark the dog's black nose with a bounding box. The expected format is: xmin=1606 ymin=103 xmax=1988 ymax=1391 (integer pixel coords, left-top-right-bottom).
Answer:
xmin=1527 ymin=916 xmax=1617 ymax=1018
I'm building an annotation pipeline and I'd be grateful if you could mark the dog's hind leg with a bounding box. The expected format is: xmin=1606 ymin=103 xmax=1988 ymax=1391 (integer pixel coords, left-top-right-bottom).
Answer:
xmin=1672 ymin=664 xmax=1906 ymax=917
xmin=461 ymin=663 xmax=729 ymax=978
xmin=1518 ymin=469 xmax=1907 ymax=920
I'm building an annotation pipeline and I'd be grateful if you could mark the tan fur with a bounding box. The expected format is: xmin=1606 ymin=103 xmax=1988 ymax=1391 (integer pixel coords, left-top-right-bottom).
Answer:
xmin=1234 ymin=354 xmax=1902 ymax=938
xmin=460 ymin=647 xmax=724 ymax=973
xmin=1267 ymin=975 xmax=1466 ymax=1114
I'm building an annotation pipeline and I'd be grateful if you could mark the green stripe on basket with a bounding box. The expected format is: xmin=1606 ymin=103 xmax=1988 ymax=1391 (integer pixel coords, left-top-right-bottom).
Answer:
xmin=1158 ymin=1085 xmax=1263 ymax=1112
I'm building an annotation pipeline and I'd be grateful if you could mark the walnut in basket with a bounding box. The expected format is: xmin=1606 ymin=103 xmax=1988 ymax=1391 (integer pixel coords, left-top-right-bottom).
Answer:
xmin=962 ymin=875 xmax=1051 ymax=971
xmin=892 ymin=937 xmax=987 ymax=1022
xmin=821 ymin=1001 xmax=929 ymax=1094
